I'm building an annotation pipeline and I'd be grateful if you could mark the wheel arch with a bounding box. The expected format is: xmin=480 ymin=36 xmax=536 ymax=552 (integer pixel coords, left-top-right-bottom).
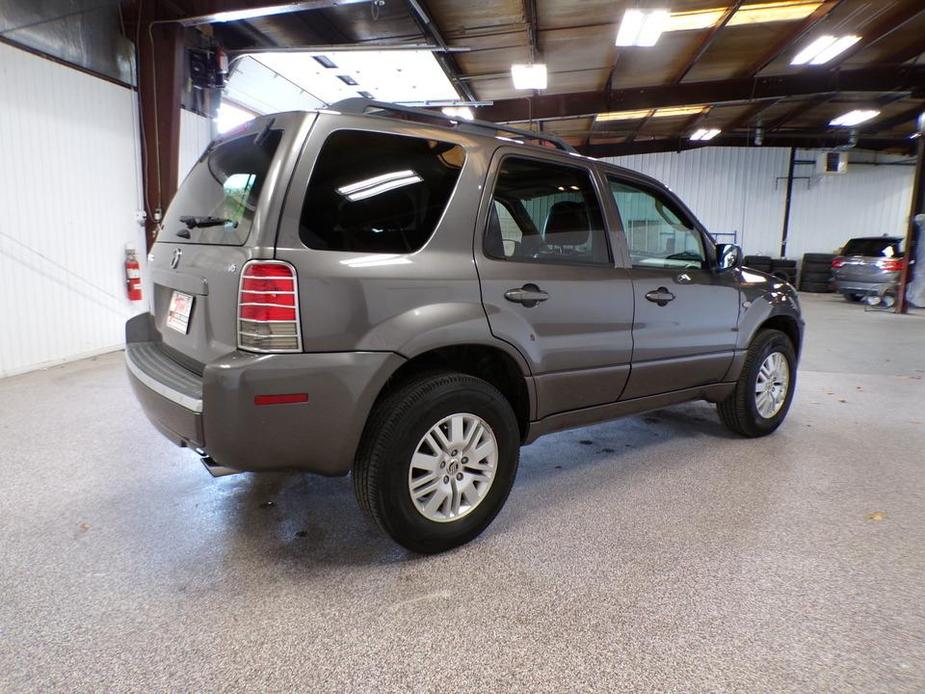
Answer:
xmin=373 ymin=343 xmax=534 ymax=441
xmin=757 ymin=314 xmax=803 ymax=357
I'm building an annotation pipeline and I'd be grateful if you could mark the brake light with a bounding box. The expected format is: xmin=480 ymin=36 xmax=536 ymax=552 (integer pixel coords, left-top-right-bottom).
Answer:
xmin=877 ymin=258 xmax=903 ymax=272
xmin=237 ymin=260 xmax=302 ymax=353
xmin=831 ymin=257 xmax=845 ymax=269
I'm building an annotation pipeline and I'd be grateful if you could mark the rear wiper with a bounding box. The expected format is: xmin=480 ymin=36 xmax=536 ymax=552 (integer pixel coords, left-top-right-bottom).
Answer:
xmin=179 ymin=215 xmax=237 ymax=229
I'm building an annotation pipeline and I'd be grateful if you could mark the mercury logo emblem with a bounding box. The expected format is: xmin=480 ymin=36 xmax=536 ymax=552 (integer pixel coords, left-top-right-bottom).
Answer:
xmin=171 ymin=248 xmax=182 ymax=269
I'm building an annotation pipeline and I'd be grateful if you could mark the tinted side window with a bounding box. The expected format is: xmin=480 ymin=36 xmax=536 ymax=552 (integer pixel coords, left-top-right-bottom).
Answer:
xmin=300 ymin=130 xmax=465 ymax=253
xmin=485 ymin=157 xmax=610 ymax=265
xmin=608 ymin=179 xmax=705 ymax=270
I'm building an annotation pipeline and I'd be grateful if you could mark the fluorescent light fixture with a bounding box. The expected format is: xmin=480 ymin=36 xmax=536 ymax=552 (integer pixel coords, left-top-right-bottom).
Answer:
xmin=690 ymin=128 xmax=721 ymax=141
xmin=616 ymin=8 xmax=670 ymax=47
xmin=791 ymin=34 xmax=860 ymax=65
xmin=442 ymin=106 xmax=475 ymax=120
xmin=511 ymin=63 xmax=548 ymax=90
xmin=596 ymin=105 xmax=706 ymax=122
xmin=337 ymin=170 xmax=423 ymax=201
xmin=829 ymin=110 xmax=879 ymax=127
xmin=339 ymin=254 xmax=414 ymax=268
xmin=811 ymin=35 xmax=861 ymax=63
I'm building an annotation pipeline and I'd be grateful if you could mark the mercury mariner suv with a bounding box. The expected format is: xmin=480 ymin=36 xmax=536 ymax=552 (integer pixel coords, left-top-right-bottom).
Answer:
xmin=126 ymin=99 xmax=804 ymax=553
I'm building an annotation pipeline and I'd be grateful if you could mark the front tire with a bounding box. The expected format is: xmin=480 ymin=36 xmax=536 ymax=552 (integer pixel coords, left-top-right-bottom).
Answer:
xmin=718 ymin=329 xmax=797 ymax=437
xmin=353 ymin=371 xmax=520 ymax=553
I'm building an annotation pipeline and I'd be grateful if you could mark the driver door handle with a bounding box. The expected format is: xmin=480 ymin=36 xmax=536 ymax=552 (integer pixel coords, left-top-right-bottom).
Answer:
xmin=645 ymin=287 xmax=675 ymax=307
xmin=504 ymin=283 xmax=549 ymax=308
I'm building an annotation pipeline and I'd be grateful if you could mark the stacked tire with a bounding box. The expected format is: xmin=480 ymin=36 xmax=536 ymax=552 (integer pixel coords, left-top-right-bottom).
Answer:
xmin=799 ymin=253 xmax=835 ymax=293
xmin=743 ymin=255 xmax=773 ymax=274
xmin=771 ymin=258 xmax=798 ymax=285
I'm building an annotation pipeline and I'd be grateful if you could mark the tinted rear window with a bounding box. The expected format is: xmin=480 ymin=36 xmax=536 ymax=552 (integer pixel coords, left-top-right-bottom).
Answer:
xmin=842 ymin=238 xmax=903 ymax=258
xmin=299 ymin=130 xmax=465 ymax=253
xmin=163 ymin=130 xmax=282 ymax=246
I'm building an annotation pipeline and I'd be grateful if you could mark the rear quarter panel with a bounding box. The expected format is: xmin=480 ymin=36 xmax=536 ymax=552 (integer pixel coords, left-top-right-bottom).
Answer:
xmin=273 ymin=114 xmax=500 ymax=356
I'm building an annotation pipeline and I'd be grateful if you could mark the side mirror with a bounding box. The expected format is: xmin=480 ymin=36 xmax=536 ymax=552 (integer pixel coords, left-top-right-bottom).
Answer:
xmin=716 ymin=243 xmax=742 ymax=271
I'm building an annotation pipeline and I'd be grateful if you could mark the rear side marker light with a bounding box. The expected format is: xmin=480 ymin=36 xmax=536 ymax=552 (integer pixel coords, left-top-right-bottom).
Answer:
xmin=255 ymin=393 xmax=309 ymax=406
xmin=237 ymin=260 xmax=302 ymax=353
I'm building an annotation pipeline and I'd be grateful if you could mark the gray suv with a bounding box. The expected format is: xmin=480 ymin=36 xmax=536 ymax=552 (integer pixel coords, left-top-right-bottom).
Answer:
xmin=126 ymin=100 xmax=803 ymax=553
xmin=833 ymin=236 xmax=905 ymax=305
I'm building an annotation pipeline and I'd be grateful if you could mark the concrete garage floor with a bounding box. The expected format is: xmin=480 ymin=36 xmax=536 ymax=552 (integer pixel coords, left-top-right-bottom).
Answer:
xmin=1 ymin=294 xmax=923 ymax=693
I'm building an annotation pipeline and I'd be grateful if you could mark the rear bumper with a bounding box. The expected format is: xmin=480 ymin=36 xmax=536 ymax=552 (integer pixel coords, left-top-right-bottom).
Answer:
xmin=125 ymin=313 xmax=404 ymax=475
xmin=834 ymin=278 xmax=899 ymax=295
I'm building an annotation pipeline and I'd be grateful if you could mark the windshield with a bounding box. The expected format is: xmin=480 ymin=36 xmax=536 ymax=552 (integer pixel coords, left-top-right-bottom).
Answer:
xmin=842 ymin=237 xmax=904 ymax=258
xmin=161 ymin=129 xmax=282 ymax=245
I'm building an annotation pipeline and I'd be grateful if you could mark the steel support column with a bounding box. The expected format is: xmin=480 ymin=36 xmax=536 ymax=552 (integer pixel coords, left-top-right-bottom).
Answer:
xmin=779 ymin=148 xmax=797 ymax=258
xmin=137 ymin=7 xmax=185 ymax=251
xmin=897 ymin=118 xmax=925 ymax=313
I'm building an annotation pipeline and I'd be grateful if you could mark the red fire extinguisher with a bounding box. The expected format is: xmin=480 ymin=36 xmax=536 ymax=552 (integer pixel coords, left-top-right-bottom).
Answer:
xmin=125 ymin=248 xmax=143 ymax=302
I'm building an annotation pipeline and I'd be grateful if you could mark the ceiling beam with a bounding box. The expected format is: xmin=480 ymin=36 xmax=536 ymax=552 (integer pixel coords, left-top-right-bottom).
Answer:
xmin=405 ymin=0 xmax=477 ymax=103
xmin=478 ymin=66 xmax=925 ymax=123
xmin=767 ymin=94 xmax=833 ymax=132
xmin=672 ymin=1 xmax=742 ymax=84
xmin=578 ymin=133 xmax=914 ymax=158
xmin=739 ymin=0 xmax=842 ymax=77
xmin=524 ymin=0 xmax=538 ymax=64
xmin=725 ymin=99 xmax=782 ymax=133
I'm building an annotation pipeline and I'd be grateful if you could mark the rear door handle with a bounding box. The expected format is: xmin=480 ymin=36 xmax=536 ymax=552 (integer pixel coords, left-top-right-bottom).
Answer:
xmin=645 ymin=287 xmax=675 ymax=306
xmin=504 ymin=283 xmax=549 ymax=308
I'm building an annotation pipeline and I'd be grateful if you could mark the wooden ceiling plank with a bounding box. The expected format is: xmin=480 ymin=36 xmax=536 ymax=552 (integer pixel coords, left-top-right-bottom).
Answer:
xmin=739 ymin=0 xmax=843 ymax=77
xmin=868 ymin=103 xmax=925 ymax=132
xmin=672 ymin=1 xmax=743 ymax=84
xmin=831 ymin=2 xmax=925 ymax=68
xmin=767 ymin=94 xmax=833 ymax=132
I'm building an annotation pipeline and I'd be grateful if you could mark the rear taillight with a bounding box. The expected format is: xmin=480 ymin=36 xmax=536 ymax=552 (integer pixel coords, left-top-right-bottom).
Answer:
xmin=237 ymin=260 xmax=302 ymax=353
xmin=877 ymin=258 xmax=903 ymax=272
xmin=831 ymin=257 xmax=845 ymax=269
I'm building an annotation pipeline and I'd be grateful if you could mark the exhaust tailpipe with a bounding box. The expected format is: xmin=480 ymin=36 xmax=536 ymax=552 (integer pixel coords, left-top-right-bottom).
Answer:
xmin=201 ymin=456 xmax=242 ymax=477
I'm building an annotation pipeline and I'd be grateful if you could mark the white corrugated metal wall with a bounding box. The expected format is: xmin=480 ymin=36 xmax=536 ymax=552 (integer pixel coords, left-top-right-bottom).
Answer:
xmin=606 ymin=146 xmax=914 ymax=258
xmin=608 ymin=147 xmax=789 ymax=255
xmin=787 ymin=150 xmax=915 ymax=259
xmin=0 ymin=42 xmax=146 ymax=378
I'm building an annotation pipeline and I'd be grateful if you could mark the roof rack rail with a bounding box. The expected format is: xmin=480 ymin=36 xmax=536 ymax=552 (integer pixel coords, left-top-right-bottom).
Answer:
xmin=329 ymin=98 xmax=577 ymax=154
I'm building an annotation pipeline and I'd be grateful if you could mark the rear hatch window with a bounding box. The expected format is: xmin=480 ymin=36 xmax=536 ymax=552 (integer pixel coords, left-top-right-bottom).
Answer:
xmin=162 ymin=129 xmax=283 ymax=246
xmin=842 ymin=237 xmax=903 ymax=258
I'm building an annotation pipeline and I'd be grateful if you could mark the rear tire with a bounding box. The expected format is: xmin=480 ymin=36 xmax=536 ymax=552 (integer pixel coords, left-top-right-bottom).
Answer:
xmin=844 ymin=293 xmax=863 ymax=302
xmin=353 ymin=371 xmax=520 ymax=554
xmin=718 ymin=329 xmax=797 ymax=437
